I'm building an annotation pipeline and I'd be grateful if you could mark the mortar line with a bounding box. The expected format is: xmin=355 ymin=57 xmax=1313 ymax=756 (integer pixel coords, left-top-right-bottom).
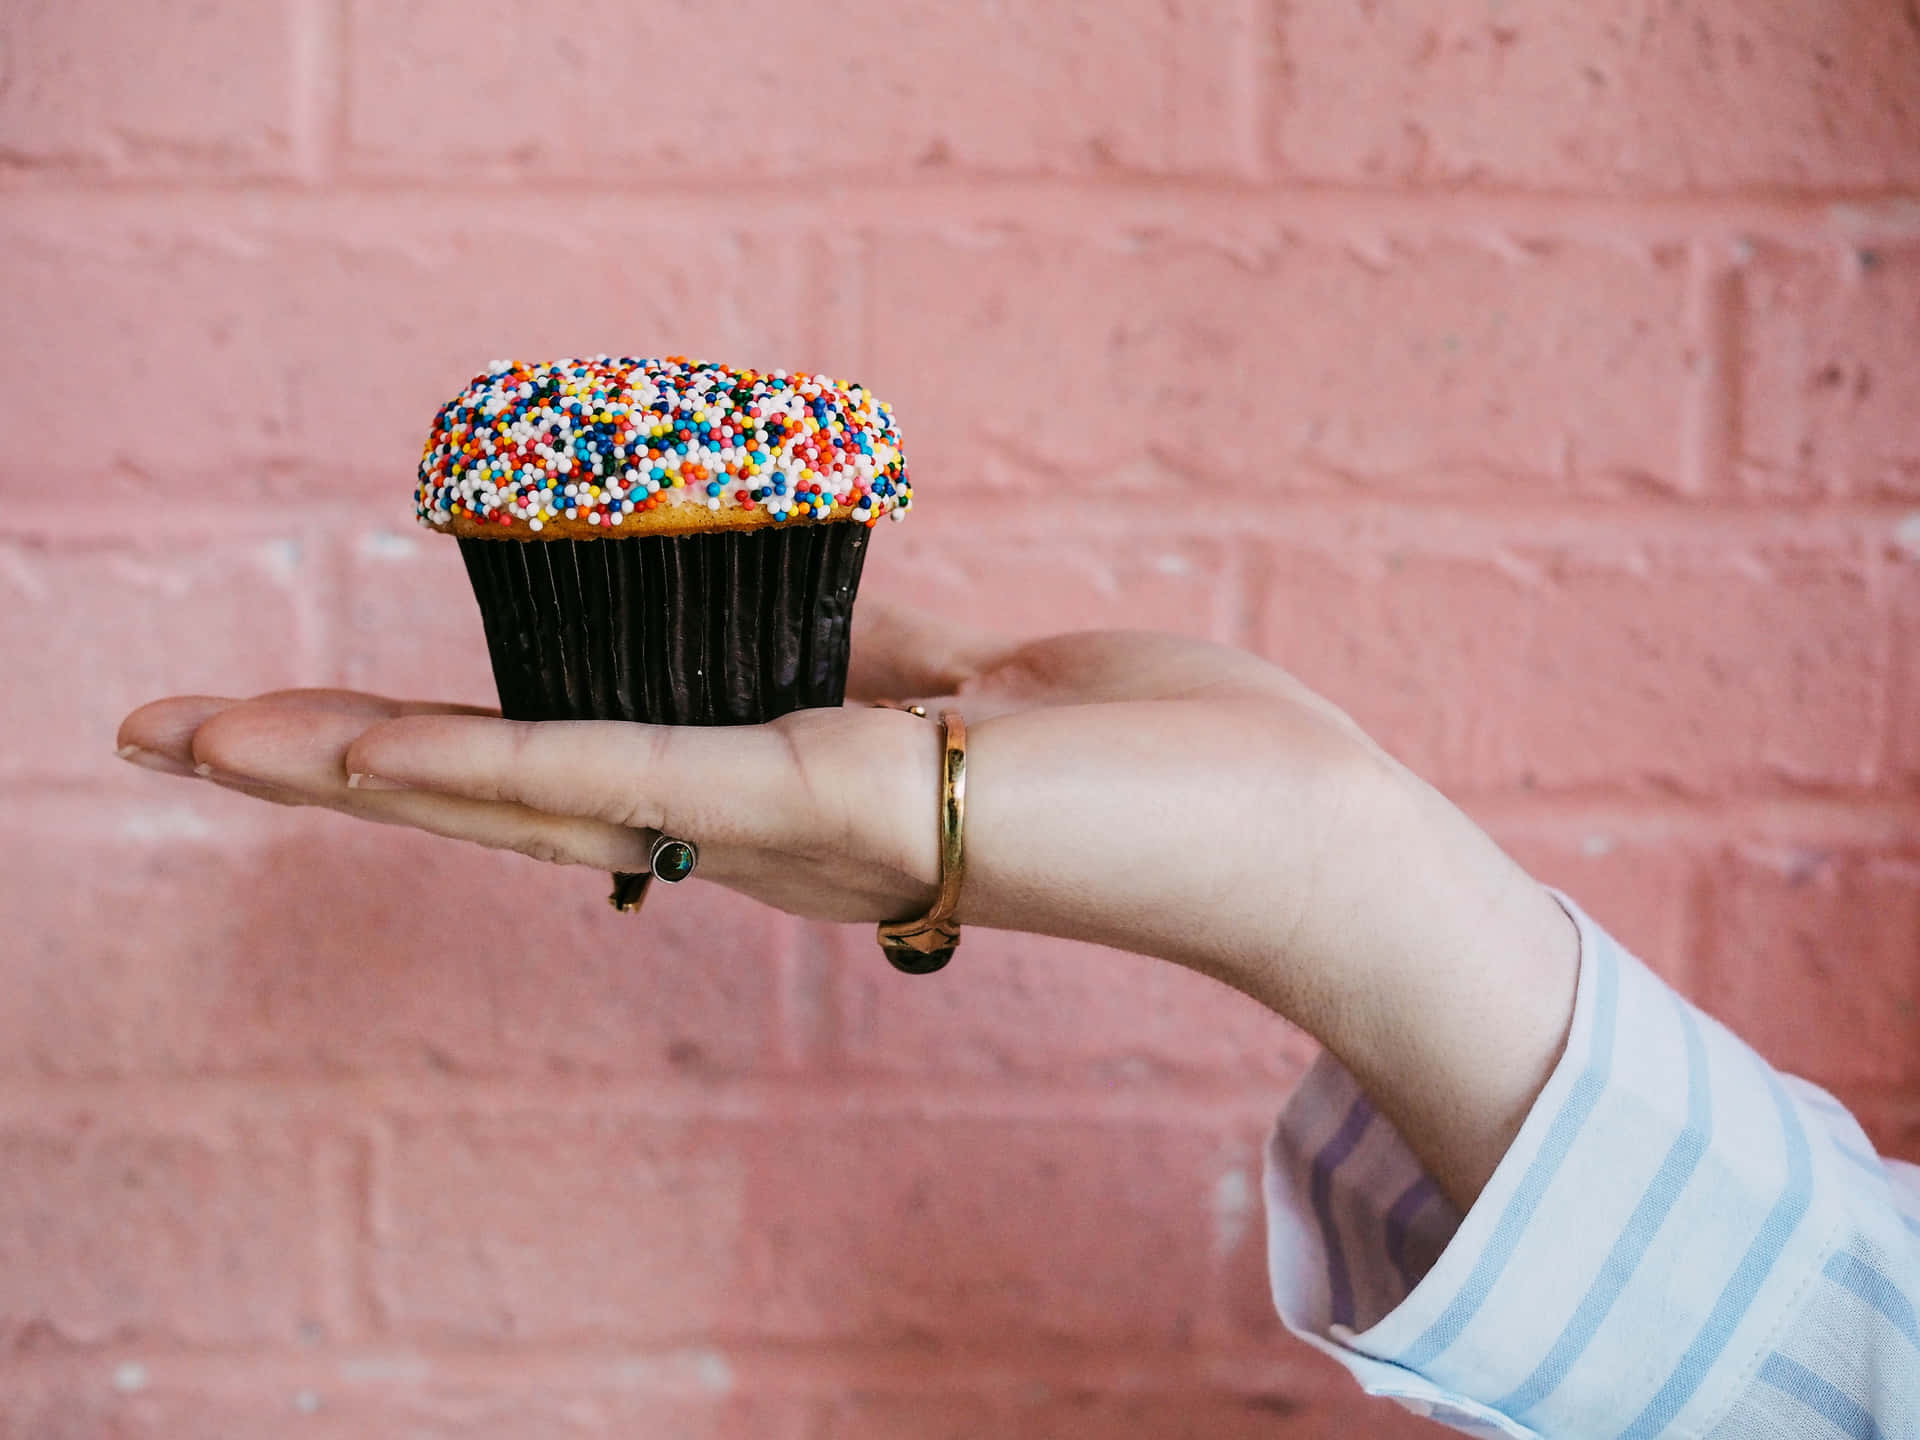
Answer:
xmin=1227 ymin=0 xmax=1270 ymax=181
xmin=288 ymin=0 xmax=347 ymax=184
xmin=1682 ymin=238 xmax=1743 ymax=498
xmin=5 ymin=495 xmax=1919 ymax=547
xmin=311 ymin=1129 xmax=374 ymax=1342
xmin=1 ymin=1049 xmax=1916 ymax=1123
xmin=2 ymin=179 xmax=1918 ymax=245
xmin=0 ymin=1338 xmax=1340 ymax=1397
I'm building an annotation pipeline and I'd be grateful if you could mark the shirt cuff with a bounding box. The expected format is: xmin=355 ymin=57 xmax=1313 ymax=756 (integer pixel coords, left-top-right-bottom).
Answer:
xmin=1264 ymin=894 xmax=1858 ymax=1437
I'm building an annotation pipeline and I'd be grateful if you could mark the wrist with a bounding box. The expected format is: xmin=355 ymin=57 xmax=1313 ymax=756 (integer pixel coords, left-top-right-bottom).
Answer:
xmin=1289 ymin=761 xmax=1581 ymax=1206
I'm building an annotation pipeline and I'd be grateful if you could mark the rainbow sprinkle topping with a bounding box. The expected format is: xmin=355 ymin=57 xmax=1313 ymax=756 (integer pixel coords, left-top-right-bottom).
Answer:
xmin=416 ymin=357 xmax=911 ymax=533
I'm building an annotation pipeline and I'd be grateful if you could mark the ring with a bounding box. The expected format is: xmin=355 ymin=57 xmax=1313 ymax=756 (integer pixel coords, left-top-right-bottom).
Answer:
xmin=650 ymin=834 xmax=699 ymax=884
xmin=607 ymin=834 xmax=698 ymax=913
xmin=872 ymin=707 xmax=965 ymax=975
xmin=609 ymin=871 xmax=651 ymax=912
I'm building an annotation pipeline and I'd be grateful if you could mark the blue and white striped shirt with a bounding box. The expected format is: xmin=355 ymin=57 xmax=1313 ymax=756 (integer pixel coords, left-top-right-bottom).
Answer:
xmin=1266 ymin=897 xmax=1920 ymax=1437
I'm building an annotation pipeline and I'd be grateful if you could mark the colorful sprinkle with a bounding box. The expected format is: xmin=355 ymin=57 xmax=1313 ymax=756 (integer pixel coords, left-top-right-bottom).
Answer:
xmin=416 ymin=357 xmax=912 ymax=533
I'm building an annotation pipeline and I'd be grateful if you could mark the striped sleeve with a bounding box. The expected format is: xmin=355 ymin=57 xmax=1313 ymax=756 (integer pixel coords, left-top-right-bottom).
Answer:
xmin=1264 ymin=896 xmax=1920 ymax=1439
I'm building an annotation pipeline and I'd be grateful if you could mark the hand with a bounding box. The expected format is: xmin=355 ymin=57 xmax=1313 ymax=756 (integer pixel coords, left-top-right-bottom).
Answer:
xmin=117 ymin=600 xmax=1577 ymax=1206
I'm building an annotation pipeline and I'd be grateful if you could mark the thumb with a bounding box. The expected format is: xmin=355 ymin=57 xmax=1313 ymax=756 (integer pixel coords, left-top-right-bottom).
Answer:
xmin=847 ymin=598 xmax=1005 ymax=702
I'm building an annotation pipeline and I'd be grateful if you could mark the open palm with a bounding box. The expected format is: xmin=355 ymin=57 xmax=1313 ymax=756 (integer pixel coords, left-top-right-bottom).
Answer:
xmin=118 ymin=597 xmax=1576 ymax=1206
xmin=119 ymin=601 xmax=1384 ymax=981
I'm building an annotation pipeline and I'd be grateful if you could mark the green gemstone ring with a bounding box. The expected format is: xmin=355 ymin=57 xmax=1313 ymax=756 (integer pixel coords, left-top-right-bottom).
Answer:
xmin=650 ymin=835 xmax=698 ymax=885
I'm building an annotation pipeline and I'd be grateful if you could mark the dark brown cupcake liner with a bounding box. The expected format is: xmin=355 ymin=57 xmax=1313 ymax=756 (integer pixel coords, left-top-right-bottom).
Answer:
xmin=458 ymin=523 xmax=871 ymax=728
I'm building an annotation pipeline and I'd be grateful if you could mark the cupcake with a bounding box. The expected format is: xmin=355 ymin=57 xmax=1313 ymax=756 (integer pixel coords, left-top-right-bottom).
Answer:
xmin=415 ymin=356 xmax=911 ymax=905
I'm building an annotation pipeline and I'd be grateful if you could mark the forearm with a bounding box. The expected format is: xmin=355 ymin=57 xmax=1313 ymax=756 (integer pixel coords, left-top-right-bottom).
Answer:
xmin=1283 ymin=761 xmax=1580 ymax=1212
xmin=964 ymin=707 xmax=1579 ymax=1212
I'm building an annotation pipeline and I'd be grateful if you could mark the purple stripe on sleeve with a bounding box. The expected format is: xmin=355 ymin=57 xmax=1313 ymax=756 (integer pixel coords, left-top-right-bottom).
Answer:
xmin=1384 ymin=1174 xmax=1442 ymax=1295
xmin=1311 ymin=1094 xmax=1378 ymax=1331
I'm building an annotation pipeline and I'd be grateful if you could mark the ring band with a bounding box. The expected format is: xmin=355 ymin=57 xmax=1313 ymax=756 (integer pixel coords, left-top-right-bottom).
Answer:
xmin=609 ymin=871 xmax=651 ymax=912
xmin=874 ymin=708 xmax=965 ymax=975
xmin=608 ymin=834 xmax=698 ymax=912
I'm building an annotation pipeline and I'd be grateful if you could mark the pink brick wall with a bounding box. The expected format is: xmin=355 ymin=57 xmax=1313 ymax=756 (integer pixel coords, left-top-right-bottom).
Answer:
xmin=4 ymin=3 xmax=1918 ymax=1433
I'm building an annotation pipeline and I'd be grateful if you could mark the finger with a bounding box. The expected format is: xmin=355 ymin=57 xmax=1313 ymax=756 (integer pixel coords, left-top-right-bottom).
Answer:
xmin=118 ymin=695 xmax=238 ymax=775
xmin=240 ymin=688 xmax=499 ymax=720
xmin=342 ymin=713 xmax=801 ymax=845
xmin=119 ymin=690 xmax=498 ymax=773
xmin=343 ymin=704 xmax=935 ymax=864
xmin=190 ymin=698 xmax=651 ymax=872
xmin=846 ymin=597 xmax=1006 ymax=703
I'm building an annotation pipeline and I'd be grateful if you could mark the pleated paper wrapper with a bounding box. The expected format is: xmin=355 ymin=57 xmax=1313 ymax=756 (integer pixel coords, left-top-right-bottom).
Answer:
xmin=458 ymin=523 xmax=871 ymax=900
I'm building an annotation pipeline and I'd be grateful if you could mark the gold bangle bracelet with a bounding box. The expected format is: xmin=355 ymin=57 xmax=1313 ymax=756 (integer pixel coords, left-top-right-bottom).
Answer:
xmin=875 ymin=708 xmax=965 ymax=974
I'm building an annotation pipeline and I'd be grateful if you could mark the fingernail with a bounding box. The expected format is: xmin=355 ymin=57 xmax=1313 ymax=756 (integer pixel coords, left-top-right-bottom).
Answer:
xmin=347 ymin=772 xmax=410 ymax=791
xmin=117 ymin=744 xmax=196 ymax=778
xmin=193 ymin=761 xmax=264 ymax=787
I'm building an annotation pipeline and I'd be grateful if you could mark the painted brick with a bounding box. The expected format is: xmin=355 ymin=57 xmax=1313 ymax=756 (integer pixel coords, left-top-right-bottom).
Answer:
xmin=821 ymin=1387 xmax=1445 ymax=1439
xmin=822 ymin=925 xmax=1316 ymax=1084
xmin=0 ymin=0 xmax=297 ymax=176
xmin=1890 ymin=546 xmax=1920 ymax=780
xmin=0 ymin=215 xmax=306 ymax=483
xmin=1271 ymin=1 xmax=1920 ymax=191
xmin=481 ymin=876 xmax=786 ymax=1079
xmin=1482 ymin=820 xmax=1695 ymax=986
xmin=747 ymin=1117 xmax=1242 ymax=1345
xmin=859 ymin=520 xmax=1234 ymax=642
xmin=335 ymin=525 xmax=506 ymax=706
xmin=1697 ymin=847 xmax=1920 ymax=1090
xmin=869 ymin=231 xmax=1689 ymax=496
xmin=1254 ymin=543 xmax=1881 ymax=792
xmin=0 ymin=796 xmax=783 ymax=1077
xmin=343 ymin=0 xmax=1251 ymax=179
xmin=376 ymin=1116 xmax=1242 ymax=1345
xmin=0 ymin=210 xmax=803 ymax=486
xmin=373 ymin=1112 xmax=751 ymax=1344
xmin=1738 ymin=244 xmax=1920 ymax=498
xmin=0 ymin=535 xmax=313 ymax=784
xmin=0 ymin=1118 xmax=316 ymax=1345
xmin=6 ymin=0 xmax=1919 ymax=1385
xmin=0 ymin=1383 xmax=806 ymax=1440
xmin=1847 ymin=1095 xmax=1920 ymax=1168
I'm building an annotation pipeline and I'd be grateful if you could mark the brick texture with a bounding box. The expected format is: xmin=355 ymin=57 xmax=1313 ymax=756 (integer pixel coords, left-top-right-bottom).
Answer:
xmin=1737 ymin=242 xmax=1920 ymax=498
xmin=344 ymin=0 xmax=1253 ymax=180
xmin=860 ymin=520 xmax=1236 ymax=642
xmin=376 ymin=1114 xmax=1248 ymax=1346
xmin=0 ymin=796 xmax=784 ymax=1078
xmin=1697 ymin=846 xmax=1920 ymax=1091
xmin=821 ymin=925 xmax=1317 ymax=1085
xmin=0 ymin=1117 xmax=317 ymax=1345
xmin=0 ymin=1383 xmax=810 ymax=1440
xmin=1255 ymin=540 xmax=1882 ymax=792
xmin=821 ymin=1387 xmax=1446 ymax=1439
xmin=4 ymin=2 xmax=1917 ymax=1435
xmin=1851 ymin=1096 xmax=1920 ymax=1168
xmin=870 ymin=231 xmax=1691 ymax=497
xmin=336 ymin=526 xmax=514 ymax=705
xmin=374 ymin=1111 xmax=752 ymax=1343
xmin=1481 ymin=820 xmax=1696 ymax=984
xmin=0 ymin=0 xmax=298 ymax=176
xmin=0 ymin=535 xmax=316 ymax=784
xmin=1891 ymin=547 xmax=1920 ymax=781
xmin=1271 ymin=0 xmax=1920 ymax=192
xmin=0 ymin=212 xmax=806 ymax=488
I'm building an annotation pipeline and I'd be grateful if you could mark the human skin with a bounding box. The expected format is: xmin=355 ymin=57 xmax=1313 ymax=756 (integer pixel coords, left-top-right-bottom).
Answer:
xmin=117 ymin=599 xmax=1578 ymax=1213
